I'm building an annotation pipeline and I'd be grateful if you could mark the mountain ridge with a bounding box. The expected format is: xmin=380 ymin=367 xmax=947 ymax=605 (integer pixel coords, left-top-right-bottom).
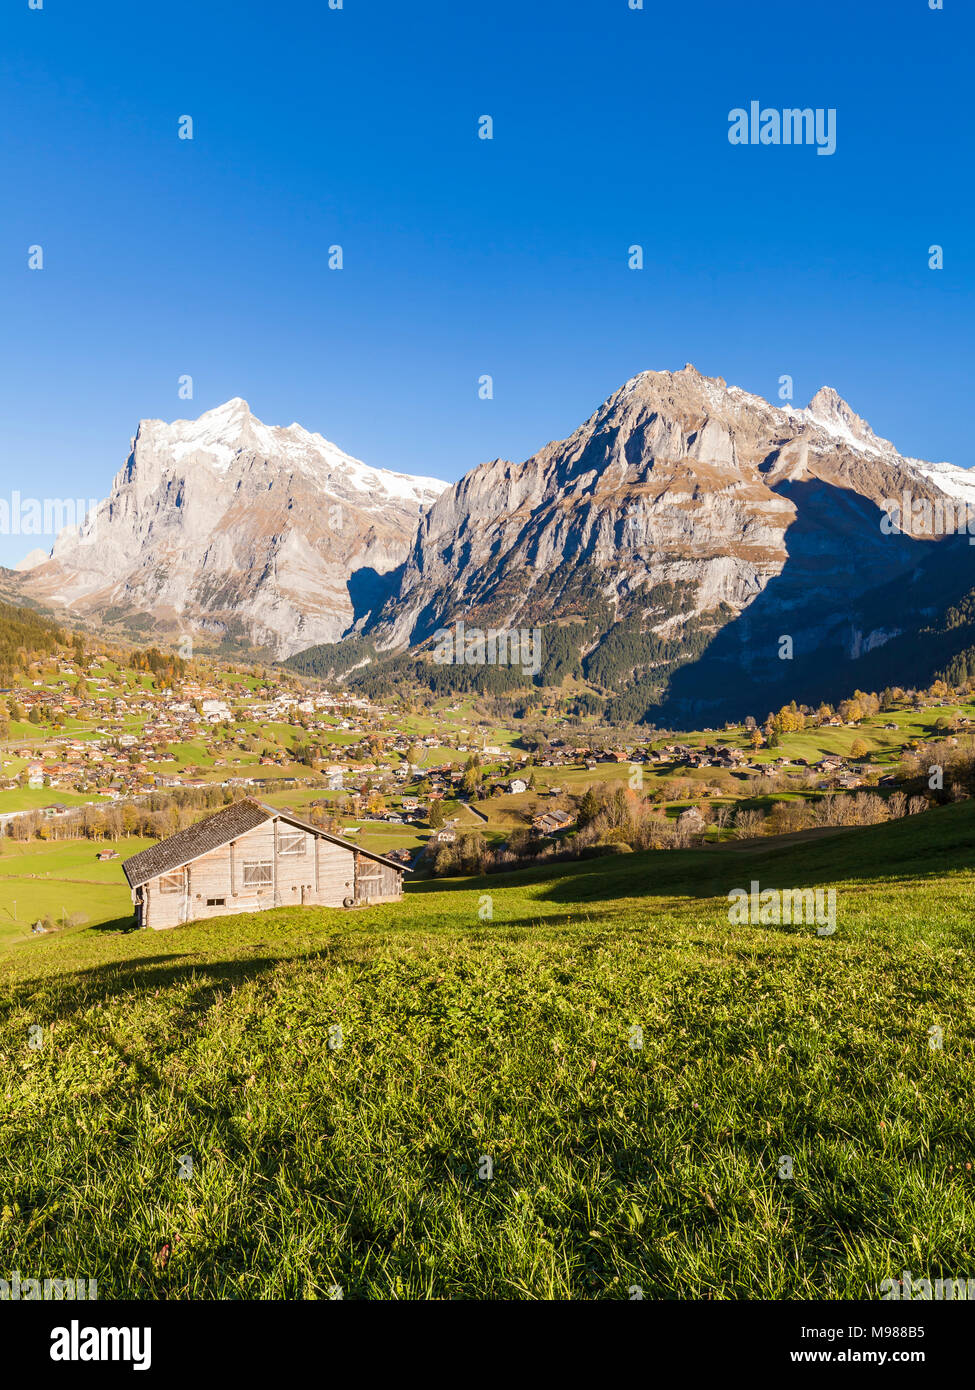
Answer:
xmin=20 ymin=399 xmax=449 ymax=657
xmin=15 ymin=367 xmax=975 ymax=717
xmin=365 ymin=364 xmax=960 ymax=649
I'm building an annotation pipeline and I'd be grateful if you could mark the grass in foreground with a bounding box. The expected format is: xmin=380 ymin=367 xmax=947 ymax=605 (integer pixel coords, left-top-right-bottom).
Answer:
xmin=0 ymin=803 xmax=973 ymax=1299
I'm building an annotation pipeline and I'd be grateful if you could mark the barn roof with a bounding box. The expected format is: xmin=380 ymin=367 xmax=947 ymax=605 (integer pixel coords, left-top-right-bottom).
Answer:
xmin=122 ymin=798 xmax=406 ymax=889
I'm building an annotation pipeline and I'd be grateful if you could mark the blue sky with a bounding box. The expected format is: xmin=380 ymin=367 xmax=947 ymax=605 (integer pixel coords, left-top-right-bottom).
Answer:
xmin=0 ymin=0 xmax=971 ymax=566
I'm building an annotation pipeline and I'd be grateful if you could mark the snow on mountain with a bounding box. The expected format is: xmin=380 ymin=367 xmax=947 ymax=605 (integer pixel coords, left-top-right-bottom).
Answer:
xmin=143 ymin=397 xmax=446 ymax=505
xmin=370 ymin=364 xmax=971 ymax=667
xmin=17 ymin=373 xmax=974 ymax=687
xmin=911 ymin=460 xmax=975 ymax=505
xmin=21 ymin=399 xmax=450 ymax=657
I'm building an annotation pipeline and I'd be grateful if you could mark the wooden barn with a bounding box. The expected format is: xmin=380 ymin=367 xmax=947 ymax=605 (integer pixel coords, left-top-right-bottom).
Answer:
xmin=122 ymin=799 xmax=406 ymax=929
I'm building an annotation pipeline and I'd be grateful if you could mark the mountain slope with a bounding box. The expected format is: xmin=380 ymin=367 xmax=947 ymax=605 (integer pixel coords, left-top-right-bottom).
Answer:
xmin=362 ymin=365 xmax=974 ymax=717
xmin=21 ymin=399 xmax=449 ymax=658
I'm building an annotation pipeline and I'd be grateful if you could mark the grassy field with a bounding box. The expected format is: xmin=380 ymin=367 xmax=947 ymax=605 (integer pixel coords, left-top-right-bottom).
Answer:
xmin=0 ymin=787 xmax=113 ymax=814
xmin=0 ymin=838 xmax=154 ymax=945
xmin=0 ymin=801 xmax=972 ymax=1298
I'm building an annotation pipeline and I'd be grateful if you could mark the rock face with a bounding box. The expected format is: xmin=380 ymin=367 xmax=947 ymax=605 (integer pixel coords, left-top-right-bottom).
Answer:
xmin=22 ymin=399 xmax=448 ymax=657
xmin=20 ymin=369 xmax=975 ymax=717
xmin=373 ymin=366 xmax=946 ymax=641
xmin=367 ymin=365 xmax=972 ymax=715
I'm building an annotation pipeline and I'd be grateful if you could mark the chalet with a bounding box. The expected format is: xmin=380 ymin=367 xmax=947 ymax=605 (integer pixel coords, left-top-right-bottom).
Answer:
xmin=122 ymin=799 xmax=407 ymax=930
xmin=532 ymin=808 xmax=575 ymax=835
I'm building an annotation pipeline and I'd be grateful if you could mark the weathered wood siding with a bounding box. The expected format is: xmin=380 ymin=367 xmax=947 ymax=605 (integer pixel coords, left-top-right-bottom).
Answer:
xmin=354 ymin=851 xmax=404 ymax=904
xmin=140 ymin=818 xmax=401 ymax=928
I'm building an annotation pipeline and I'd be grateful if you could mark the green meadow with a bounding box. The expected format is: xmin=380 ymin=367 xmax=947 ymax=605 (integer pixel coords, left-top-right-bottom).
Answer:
xmin=0 ymin=802 xmax=972 ymax=1298
xmin=0 ymin=838 xmax=154 ymax=946
xmin=0 ymin=787 xmax=113 ymax=814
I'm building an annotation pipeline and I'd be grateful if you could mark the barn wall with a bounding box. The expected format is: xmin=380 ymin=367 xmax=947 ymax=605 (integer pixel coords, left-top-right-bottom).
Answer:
xmin=141 ymin=819 xmax=381 ymax=927
xmin=354 ymin=852 xmax=404 ymax=904
xmin=142 ymin=881 xmax=186 ymax=929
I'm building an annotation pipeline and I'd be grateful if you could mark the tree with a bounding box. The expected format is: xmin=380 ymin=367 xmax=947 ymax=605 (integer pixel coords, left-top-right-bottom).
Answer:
xmin=456 ymin=831 xmax=487 ymax=874
xmin=734 ymin=808 xmax=765 ymax=838
xmin=850 ymin=738 xmax=869 ymax=759
xmin=577 ymin=786 xmax=601 ymax=827
xmin=428 ymin=800 xmax=445 ymax=829
xmin=433 ymin=844 xmax=456 ymax=875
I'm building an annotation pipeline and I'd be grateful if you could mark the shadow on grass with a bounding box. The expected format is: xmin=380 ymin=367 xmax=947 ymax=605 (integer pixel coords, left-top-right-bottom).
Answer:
xmin=90 ymin=915 xmax=141 ymax=934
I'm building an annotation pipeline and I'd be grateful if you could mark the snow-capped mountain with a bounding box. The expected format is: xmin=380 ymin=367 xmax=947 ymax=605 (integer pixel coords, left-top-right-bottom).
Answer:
xmin=17 ymin=370 xmax=975 ymax=715
xmin=21 ymin=399 xmax=448 ymax=657
xmin=360 ymin=365 xmax=974 ymax=717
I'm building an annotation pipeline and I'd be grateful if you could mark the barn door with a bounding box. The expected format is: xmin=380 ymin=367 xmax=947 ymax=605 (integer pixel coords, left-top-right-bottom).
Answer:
xmin=355 ymin=855 xmax=383 ymax=903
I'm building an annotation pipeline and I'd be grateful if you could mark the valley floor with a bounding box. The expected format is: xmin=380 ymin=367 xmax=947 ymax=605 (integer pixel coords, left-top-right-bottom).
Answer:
xmin=1 ymin=803 xmax=973 ymax=1299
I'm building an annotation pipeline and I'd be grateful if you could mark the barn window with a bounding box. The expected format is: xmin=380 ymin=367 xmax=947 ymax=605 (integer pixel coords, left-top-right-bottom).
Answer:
xmin=206 ymin=898 xmax=226 ymax=907
xmin=159 ymin=871 xmax=185 ymax=894
xmin=277 ymin=830 xmax=306 ymax=856
xmin=242 ymin=860 xmax=273 ymax=887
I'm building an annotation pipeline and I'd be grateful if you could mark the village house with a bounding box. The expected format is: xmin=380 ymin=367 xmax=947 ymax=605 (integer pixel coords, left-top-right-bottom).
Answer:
xmin=532 ymin=808 xmax=575 ymax=835
xmin=122 ymin=799 xmax=407 ymax=929
xmin=677 ymin=806 xmax=707 ymax=834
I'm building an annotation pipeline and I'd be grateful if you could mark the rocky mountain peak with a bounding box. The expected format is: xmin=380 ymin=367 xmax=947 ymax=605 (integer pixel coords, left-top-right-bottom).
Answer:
xmin=22 ymin=399 xmax=449 ymax=657
xmin=803 ymin=385 xmax=890 ymax=455
xmin=372 ymin=365 xmax=964 ymax=655
xmin=18 ymin=369 xmax=969 ymax=682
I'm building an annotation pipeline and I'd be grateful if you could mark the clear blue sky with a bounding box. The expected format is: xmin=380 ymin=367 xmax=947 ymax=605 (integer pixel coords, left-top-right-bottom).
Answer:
xmin=0 ymin=0 xmax=971 ymax=566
